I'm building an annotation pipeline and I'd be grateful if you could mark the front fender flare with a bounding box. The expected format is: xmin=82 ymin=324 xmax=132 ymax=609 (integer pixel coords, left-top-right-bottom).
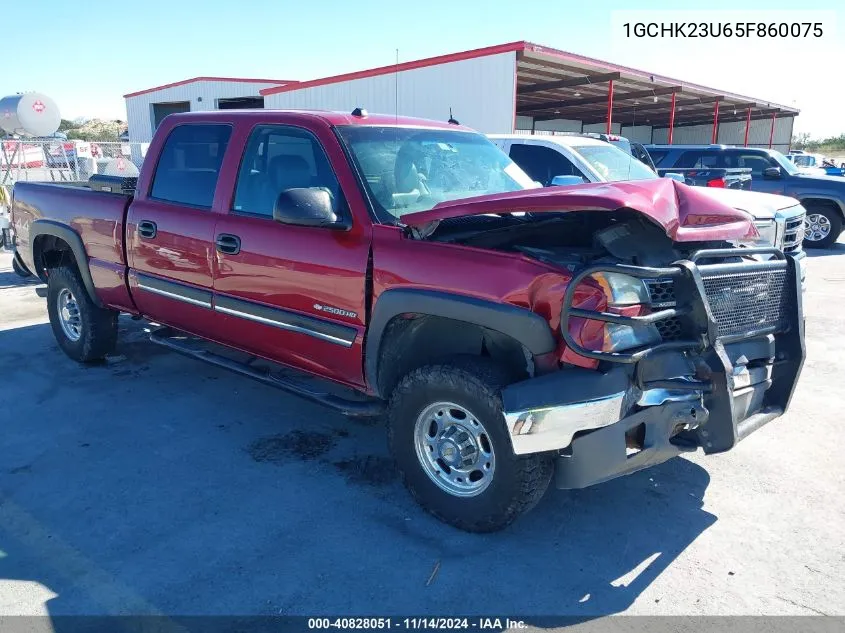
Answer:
xmin=30 ymin=219 xmax=103 ymax=307
xmin=365 ymin=288 xmax=556 ymax=397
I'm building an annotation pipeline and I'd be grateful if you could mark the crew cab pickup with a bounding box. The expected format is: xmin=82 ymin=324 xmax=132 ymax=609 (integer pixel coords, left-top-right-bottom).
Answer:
xmin=10 ymin=110 xmax=805 ymax=532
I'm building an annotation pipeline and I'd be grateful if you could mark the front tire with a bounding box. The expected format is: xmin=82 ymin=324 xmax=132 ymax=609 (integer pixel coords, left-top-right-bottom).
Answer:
xmin=803 ymin=203 xmax=842 ymax=249
xmin=388 ymin=358 xmax=552 ymax=532
xmin=47 ymin=265 xmax=118 ymax=362
xmin=12 ymin=256 xmax=32 ymax=278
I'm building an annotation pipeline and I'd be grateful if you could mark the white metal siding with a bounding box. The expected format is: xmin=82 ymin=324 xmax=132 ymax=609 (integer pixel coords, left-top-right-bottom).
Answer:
xmin=582 ymin=122 xmax=622 ymax=134
xmin=264 ymin=53 xmax=517 ymax=134
xmin=652 ymin=116 xmax=793 ymax=152
xmin=620 ymin=125 xmax=653 ymax=144
xmin=125 ymin=80 xmax=280 ymax=143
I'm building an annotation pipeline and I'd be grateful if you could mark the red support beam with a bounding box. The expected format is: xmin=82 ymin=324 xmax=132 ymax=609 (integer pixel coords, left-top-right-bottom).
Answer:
xmin=668 ymin=91 xmax=676 ymax=144
xmin=768 ymin=111 xmax=777 ymax=148
xmin=606 ymin=79 xmax=614 ymax=134
xmin=744 ymin=106 xmax=752 ymax=146
xmin=711 ymin=100 xmax=720 ymax=144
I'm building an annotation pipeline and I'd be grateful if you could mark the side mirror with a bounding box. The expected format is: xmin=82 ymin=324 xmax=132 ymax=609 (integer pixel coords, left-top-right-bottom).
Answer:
xmin=273 ymin=188 xmax=347 ymax=229
xmin=763 ymin=166 xmax=782 ymax=180
xmin=663 ymin=172 xmax=686 ymax=183
xmin=550 ymin=175 xmax=586 ymax=187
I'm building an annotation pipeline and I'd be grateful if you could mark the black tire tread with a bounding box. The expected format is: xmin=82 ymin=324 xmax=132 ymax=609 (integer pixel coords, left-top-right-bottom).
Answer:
xmin=388 ymin=357 xmax=552 ymax=533
xmin=47 ymin=265 xmax=118 ymax=362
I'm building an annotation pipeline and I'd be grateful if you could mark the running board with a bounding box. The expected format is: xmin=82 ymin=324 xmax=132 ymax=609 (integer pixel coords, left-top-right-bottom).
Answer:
xmin=148 ymin=327 xmax=384 ymax=418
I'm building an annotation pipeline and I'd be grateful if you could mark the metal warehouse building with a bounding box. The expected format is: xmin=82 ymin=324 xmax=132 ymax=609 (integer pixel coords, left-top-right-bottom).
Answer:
xmin=124 ymin=41 xmax=798 ymax=152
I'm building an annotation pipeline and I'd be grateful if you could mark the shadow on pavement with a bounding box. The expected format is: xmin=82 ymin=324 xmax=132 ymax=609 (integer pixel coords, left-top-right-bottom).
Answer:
xmin=804 ymin=242 xmax=845 ymax=258
xmin=0 ymin=320 xmax=716 ymax=628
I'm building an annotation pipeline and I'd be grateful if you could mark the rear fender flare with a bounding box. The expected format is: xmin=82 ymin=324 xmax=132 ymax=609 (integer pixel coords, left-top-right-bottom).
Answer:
xmin=365 ymin=288 xmax=556 ymax=398
xmin=31 ymin=219 xmax=102 ymax=307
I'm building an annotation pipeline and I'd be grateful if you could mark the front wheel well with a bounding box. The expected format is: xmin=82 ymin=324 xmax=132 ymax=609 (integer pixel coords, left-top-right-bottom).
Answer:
xmin=374 ymin=314 xmax=531 ymax=398
xmin=801 ymin=198 xmax=844 ymax=218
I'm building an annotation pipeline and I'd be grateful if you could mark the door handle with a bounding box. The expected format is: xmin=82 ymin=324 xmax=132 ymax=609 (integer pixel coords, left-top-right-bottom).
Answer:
xmin=138 ymin=220 xmax=157 ymax=239
xmin=215 ymin=233 xmax=241 ymax=255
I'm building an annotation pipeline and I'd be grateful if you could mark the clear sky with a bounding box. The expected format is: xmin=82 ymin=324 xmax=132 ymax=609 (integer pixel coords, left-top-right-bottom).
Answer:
xmin=3 ymin=0 xmax=842 ymax=137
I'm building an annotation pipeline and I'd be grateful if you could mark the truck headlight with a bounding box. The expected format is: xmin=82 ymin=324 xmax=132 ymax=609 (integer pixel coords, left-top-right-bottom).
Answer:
xmin=591 ymin=272 xmax=662 ymax=352
xmin=749 ymin=219 xmax=778 ymax=247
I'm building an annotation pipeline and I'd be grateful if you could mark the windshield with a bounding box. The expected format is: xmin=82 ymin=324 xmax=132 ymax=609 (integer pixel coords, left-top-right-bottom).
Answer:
xmin=336 ymin=126 xmax=538 ymax=220
xmin=768 ymin=150 xmax=800 ymax=175
xmin=574 ymin=143 xmax=659 ymax=182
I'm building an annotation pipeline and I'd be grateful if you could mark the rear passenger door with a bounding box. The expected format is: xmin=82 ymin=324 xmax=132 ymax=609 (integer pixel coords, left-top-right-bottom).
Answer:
xmin=210 ymin=124 xmax=371 ymax=388
xmin=126 ymin=123 xmax=231 ymax=336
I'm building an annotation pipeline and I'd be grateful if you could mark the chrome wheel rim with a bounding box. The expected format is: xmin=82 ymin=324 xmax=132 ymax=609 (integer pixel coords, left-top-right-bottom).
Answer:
xmin=57 ymin=288 xmax=82 ymax=341
xmin=805 ymin=213 xmax=831 ymax=242
xmin=413 ymin=401 xmax=496 ymax=497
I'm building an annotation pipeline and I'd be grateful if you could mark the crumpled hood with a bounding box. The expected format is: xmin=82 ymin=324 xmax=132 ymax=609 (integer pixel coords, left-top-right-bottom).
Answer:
xmin=695 ymin=187 xmax=800 ymax=220
xmin=402 ymin=178 xmax=757 ymax=242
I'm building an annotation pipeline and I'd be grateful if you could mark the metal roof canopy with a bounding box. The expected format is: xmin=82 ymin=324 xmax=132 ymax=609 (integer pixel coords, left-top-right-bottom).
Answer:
xmin=516 ymin=43 xmax=798 ymax=131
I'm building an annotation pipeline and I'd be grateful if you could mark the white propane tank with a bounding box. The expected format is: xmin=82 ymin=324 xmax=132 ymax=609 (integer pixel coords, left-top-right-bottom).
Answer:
xmin=0 ymin=93 xmax=62 ymax=137
xmin=100 ymin=156 xmax=139 ymax=177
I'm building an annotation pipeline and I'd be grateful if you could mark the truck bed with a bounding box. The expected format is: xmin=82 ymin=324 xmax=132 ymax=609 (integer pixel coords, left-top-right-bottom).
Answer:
xmin=657 ymin=167 xmax=752 ymax=190
xmin=11 ymin=181 xmax=134 ymax=310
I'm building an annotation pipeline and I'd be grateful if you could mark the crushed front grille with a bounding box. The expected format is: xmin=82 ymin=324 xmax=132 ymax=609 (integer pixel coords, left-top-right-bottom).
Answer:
xmin=645 ymin=270 xmax=792 ymax=341
xmin=644 ymin=278 xmax=676 ymax=307
xmin=701 ymin=269 xmax=790 ymax=338
xmin=655 ymin=316 xmax=684 ymax=341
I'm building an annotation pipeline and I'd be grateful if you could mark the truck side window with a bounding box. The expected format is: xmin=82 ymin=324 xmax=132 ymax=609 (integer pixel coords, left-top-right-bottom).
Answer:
xmin=675 ymin=151 xmax=720 ymax=169
xmin=149 ymin=124 xmax=232 ymax=208
xmin=508 ymin=144 xmax=586 ymax=186
xmin=734 ymin=153 xmax=773 ymax=176
xmin=233 ymin=125 xmax=345 ymax=218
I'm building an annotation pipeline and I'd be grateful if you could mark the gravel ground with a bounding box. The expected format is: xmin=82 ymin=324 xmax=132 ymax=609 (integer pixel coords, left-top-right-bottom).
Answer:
xmin=0 ymin=247 xmax=843 ymax=623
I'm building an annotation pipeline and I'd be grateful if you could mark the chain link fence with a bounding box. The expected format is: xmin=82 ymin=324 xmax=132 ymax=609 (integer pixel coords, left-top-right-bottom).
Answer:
xmin=0 ymin=140 xmax=149 ymax=186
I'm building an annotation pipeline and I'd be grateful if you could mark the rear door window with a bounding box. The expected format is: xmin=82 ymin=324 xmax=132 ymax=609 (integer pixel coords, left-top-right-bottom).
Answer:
xmin=150 ymin=124 xmax=232 ymax=208
xmin=675 ymin=151 xmax=720 ymax=168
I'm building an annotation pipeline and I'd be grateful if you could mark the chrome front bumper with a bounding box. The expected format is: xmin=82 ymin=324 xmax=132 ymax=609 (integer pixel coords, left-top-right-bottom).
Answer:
xmin=505 ymin=391 xmax=628 ymax=456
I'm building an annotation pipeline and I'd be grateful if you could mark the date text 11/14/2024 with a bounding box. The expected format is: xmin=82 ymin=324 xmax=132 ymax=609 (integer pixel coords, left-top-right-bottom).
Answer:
xmin=307 ymin=618 xmax=528 ymax=630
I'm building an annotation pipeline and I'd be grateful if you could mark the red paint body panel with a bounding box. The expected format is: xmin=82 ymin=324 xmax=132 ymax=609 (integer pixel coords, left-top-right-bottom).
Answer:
xmin=402 ymin=178 xmax=758 ymax=243
xmin=10 ymin=110 xmax=764 ymax=394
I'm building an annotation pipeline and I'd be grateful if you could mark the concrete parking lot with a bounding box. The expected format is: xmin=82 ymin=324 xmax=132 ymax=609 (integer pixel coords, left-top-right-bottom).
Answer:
xmin=0 ymin=248 xmax=843 ymax=621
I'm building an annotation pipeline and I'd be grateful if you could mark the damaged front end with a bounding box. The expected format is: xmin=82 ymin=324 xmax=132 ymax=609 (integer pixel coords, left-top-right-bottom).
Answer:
xmin=501 ymin=246 xmax=805 ymax=490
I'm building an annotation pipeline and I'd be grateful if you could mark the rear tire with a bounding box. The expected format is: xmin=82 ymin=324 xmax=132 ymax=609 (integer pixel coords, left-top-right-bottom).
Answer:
xmin=803 ymin=203 xmax=842 ymax=249
xmin=388 ymin=357 xmax=552 ymax=533
xmin=47 ymin=265 xmax=118 ymax=362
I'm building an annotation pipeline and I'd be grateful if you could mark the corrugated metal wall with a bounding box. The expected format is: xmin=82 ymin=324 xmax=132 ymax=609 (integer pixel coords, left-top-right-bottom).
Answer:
xmin=620 ymin=125 xmax=653 ymax=144
xmin=652 ymin=116 xmax=794 ymax=153
xmin=125 ymin=80 xmax=278 ymax=143
xmin=264 ymin=53 xmax=517 ymax=134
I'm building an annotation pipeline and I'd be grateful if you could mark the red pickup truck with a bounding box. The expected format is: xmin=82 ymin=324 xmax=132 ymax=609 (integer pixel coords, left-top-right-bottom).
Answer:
xmin=10 ymin=109 xmax=804 ymax=532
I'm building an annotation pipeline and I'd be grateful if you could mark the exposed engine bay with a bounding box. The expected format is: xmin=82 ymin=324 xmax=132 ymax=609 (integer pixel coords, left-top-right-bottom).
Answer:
xmin=425 ymin=210 xmax=730 ymax=268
